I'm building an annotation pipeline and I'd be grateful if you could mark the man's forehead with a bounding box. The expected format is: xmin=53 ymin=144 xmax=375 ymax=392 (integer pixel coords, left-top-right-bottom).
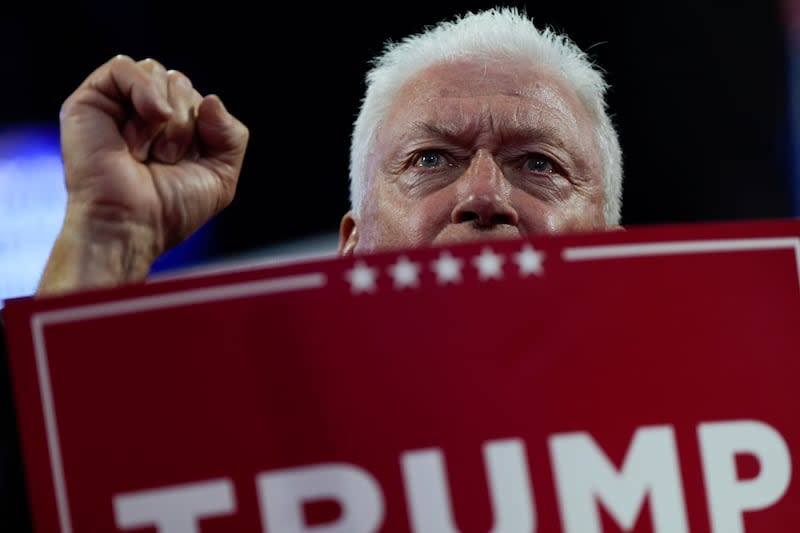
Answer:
xmin=390 ymin=58 xmax=590 ymax=125
xmin=405 ymin=58 xmax=576 ymax=98
xmin=383 ymin=59 xmax=590 ymax=140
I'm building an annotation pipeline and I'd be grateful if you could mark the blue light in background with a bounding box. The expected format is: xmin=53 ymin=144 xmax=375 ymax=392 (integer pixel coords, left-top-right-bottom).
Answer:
xmin=0 ymin=124 xmax=65 ymax=304
xmin=0 ymin=123 xmax=215 ymax=305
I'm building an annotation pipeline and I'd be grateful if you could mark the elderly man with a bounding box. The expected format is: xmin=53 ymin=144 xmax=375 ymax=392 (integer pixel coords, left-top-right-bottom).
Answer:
xmin=36 ymin=7 xmax=622 ymax=296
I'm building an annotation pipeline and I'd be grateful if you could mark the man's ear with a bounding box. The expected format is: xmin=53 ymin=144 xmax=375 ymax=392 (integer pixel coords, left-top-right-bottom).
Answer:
xmin=338 ymin=211 xmax=358 ymax=256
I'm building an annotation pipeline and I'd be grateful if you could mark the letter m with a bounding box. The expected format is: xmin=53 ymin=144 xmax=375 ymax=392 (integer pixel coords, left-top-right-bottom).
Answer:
xmin=549 ymin=425 xmax=688 ymax=533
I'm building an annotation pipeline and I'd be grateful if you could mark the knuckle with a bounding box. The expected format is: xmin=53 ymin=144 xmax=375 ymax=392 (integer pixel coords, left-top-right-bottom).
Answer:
xmin=167 ymin=70 xmax=194 ymax=93
xmin=138 ymin=58 xmax=168 ymax=77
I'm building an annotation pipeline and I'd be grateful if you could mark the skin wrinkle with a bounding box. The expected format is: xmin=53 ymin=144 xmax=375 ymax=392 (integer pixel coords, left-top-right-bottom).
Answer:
xmin=392 ymin=119 xmax=586 ymax=200
xmin=341 ymin=57 xmax=611 ymax=254
xmin=395 ymin=99 xmax=592 ymax=183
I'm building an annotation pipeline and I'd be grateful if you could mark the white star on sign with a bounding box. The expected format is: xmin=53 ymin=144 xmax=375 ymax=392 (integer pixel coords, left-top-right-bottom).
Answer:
xmin=514 ymin=244 xmax=545 ymax=276
xmin=431 ymin=251 xmax=464 ymax=285
xmin=388 ymin=255 xmax=421 ymax=289
xmin=473 ymin=246 xmax=504 ymax=280
xmin=345 ymin=260 xmax=378 ymax=293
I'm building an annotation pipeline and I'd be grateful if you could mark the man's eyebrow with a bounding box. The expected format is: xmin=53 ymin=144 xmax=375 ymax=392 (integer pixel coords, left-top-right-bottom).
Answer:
xmin=408 ymin=121 xmax=457 ymax=138
xmin=404 ymin=121 xmax=488 ymax=146
xmin=501 ymin=123 xmax=578 ymax=150
xmin=404 ymin=120 xmax=575 ymax=152
xmin=409 ymin=120 xmax=567 ymax=139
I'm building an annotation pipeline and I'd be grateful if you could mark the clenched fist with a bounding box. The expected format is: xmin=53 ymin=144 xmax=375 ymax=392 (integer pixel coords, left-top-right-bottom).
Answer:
xmin=38 ymin=55 xmax=249 ymax=295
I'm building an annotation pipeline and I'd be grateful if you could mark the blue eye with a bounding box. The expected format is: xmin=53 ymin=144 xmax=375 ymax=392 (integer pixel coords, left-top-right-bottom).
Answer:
xmin=527 ymin=154 xmax=555 ymax=173
xmin=415 ymin=150 xmax=446 ymax=168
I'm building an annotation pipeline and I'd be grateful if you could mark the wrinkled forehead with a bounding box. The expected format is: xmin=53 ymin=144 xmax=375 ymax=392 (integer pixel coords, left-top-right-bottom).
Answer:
xmin=385 ymin=58 xmax=593 ymax=136
xmin=377 ymin=57 xmax=598 ymax=151
xmin=390 ymin=57 xmax=592 ymax=123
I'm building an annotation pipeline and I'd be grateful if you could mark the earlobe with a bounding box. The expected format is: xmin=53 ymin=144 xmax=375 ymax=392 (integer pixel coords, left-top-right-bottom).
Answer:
xmin=338 ymin=211 xmax=359 ymax=256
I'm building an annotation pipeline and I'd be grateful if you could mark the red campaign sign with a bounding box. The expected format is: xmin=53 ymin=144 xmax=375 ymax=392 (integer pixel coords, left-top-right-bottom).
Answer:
xmin=4 ymin=218 xmax=800 ymax=533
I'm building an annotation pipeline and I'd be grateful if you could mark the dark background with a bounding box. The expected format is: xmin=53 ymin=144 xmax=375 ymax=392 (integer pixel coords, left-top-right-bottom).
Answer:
xmin=1 ymin=0 xmax=794 ymax=264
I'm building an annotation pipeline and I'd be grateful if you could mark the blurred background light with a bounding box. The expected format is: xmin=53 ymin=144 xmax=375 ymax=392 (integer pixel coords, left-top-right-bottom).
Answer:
xmin=0 ymin=125 xmax=64 ymax=305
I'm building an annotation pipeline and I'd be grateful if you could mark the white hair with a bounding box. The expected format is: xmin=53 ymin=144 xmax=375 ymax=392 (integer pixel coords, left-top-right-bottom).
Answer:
xmin=349 ymin=6 xmax=624 ymax=226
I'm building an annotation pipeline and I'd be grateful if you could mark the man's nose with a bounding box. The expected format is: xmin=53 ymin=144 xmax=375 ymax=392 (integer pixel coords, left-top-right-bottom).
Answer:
xmin=450 ymin=153 xmax=519 ymax=227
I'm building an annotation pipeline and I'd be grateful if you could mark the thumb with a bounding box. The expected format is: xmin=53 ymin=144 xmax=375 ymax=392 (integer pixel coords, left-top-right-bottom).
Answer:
xmin=196 ymin=94 xmax=250 ymax=167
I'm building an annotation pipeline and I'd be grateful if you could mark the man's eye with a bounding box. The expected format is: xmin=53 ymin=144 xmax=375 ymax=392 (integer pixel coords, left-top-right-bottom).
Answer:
xmin=414 ymin=150 xmax=447 ymax=169
xmin=526 ymin=154 xmax=555 ymax=173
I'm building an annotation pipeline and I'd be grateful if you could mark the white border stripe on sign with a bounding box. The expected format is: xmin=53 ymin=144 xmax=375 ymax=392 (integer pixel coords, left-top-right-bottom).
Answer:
xmin=561 ymin=237 xmax=800 ymax=295
xmin=29 ymin=272 xmax=327 ymax=533
xmin=562 ymin=237 xmax=800 ymax=261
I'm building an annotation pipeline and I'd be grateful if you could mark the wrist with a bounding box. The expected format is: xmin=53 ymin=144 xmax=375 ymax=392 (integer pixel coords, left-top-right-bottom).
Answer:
xmin=36 ymin=204 xmax=161 ymax=296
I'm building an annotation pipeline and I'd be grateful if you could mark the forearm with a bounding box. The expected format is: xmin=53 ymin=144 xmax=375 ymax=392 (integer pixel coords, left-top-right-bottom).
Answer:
xmin=36 ymin=206 xmax=160 ymax=297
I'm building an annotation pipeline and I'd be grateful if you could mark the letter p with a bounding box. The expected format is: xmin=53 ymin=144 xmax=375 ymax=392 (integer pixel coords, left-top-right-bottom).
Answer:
xmin=698 ymin=420 xmax=792 ymax=533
